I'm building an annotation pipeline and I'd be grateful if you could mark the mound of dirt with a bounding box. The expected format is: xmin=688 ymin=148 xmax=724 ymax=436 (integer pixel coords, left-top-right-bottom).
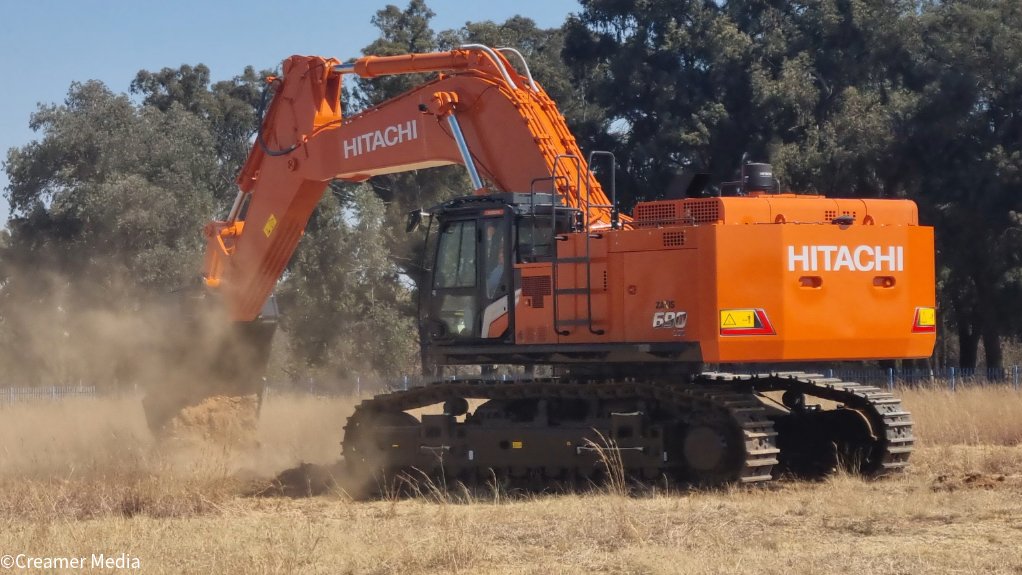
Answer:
xmin=163 ymin=394 xmax=261 ymax=448
xmin=251 ymin=462 xmax=342 ymax=498
xmin=931 ymin=472 xmax=1014 ymax=492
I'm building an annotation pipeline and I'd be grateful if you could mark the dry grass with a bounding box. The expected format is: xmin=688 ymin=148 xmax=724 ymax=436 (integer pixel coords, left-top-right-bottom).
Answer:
xmin=0 ymin=386 xmax=1021 ymax=574
xmin=0 ymin=393 xmax=355 ymax=521
xmin=901 ymin=384 xmax=1022 ymax=445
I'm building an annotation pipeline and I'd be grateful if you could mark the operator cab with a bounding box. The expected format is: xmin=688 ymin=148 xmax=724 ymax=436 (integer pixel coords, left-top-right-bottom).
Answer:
xmin=417 ymin=193 xmax=577 ymax=350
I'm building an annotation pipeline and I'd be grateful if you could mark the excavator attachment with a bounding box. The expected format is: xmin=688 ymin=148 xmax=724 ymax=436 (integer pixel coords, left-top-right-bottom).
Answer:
xmin=142 ymin=293 xmax=277 ymax=442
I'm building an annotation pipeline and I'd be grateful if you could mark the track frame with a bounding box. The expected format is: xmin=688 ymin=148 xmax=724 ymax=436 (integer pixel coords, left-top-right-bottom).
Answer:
xmin=341 ymin=371 xmax=913 ymax=495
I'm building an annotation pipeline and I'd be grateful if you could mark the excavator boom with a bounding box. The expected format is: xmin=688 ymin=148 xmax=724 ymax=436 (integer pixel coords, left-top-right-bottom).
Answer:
xmin=205 ymin=46 xmax=614 ymax=321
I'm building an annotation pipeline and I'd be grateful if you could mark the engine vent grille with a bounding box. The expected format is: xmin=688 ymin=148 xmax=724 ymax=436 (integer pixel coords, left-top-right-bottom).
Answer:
xmin=634 ymin=202 xmax=678 ymax=228
xmin=825 ymin=210 xmax=857 ymax=222
xmin=522 ymin=275 xmax=552 ymax=308
xmin=634 ymin=199 xmax=721 ymax=226
xmin=686 ymin=200 xmax=721 ymax=224
xmin=663 ymin=231 xmax=686 ymax=247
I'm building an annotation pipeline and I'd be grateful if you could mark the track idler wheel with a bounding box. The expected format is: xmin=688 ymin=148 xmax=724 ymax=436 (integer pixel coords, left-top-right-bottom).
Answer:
xmin=680 ymin=417 xmax=747 ymax=485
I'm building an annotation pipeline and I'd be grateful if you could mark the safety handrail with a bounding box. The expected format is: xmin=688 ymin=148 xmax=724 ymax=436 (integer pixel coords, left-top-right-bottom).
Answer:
xmin=587 ymin=151 xmax=619 ymax=230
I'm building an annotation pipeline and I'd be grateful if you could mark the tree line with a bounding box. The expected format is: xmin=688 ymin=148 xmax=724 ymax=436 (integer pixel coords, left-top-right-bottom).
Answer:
xmin=2 ymin=0 xmax=1020 ymax=388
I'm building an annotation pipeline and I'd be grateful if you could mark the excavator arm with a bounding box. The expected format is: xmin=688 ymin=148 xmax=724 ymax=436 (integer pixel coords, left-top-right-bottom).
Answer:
xmin=204 ymin=45 xmax=616 ymax=322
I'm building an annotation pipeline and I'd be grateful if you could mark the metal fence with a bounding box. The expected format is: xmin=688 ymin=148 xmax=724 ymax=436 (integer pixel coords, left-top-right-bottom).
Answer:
xmin=728 ymin=366 xmax=1022 ymax=391
xmin=274 ymin=366 xmax=1022 ymax=396
xmin=2 ymin=367 xmax=1021 ymax=404
xmin=0 ymin=386 xmax=97 ymax=404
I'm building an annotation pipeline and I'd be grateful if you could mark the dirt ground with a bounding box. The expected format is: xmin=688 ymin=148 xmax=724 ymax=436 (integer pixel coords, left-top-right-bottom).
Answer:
xmin=0 ymin=387 xmax=1020 ymax=574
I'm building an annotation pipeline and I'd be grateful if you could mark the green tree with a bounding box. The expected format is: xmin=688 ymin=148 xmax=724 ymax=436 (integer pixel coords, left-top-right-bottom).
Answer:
xmin=563 ymin=0 xmax=924 ymax=204
xmin=351 ymin=0 xmax=441 ymax=108
xmin=563 ymin=0 xmax=742 ymax=206
xmin=277 ymin=185 xmax=419 ymax=384
xmin=4 ymin=80 xmax=215 ymax=292
xmin=1 ymin=80 xmax=218 ymax=385
xmin=130 ymin=64 xmax=270 ymax=207
xmin=905 ymin=0 xmax=1022 ymax=368
xmin=733 ymin=0 xmax=923 ymax=198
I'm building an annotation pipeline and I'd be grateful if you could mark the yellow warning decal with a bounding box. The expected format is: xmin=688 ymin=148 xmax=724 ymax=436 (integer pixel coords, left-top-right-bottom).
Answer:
xmin=511 ymin=441 xmax=523 ymax=449
xmin=917 ymin=307 xmax=936 ymax=327
xmin=263 ymin=214 xmax=278 ymax=238
xmin=720 ymin=309 xmax=756 ymax=329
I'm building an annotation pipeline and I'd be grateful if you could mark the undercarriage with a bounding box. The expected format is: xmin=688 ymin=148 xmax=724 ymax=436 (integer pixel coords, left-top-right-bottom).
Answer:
xmin=341 ymin=372 xmax=913 ymax=494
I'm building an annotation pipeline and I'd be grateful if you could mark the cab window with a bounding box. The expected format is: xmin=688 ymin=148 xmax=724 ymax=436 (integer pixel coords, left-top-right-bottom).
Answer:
xmin=434 ymin=220 xmax=476 ymax=288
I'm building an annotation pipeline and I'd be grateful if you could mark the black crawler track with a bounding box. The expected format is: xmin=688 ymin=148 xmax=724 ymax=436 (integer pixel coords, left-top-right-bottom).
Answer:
xmin=341 ymin=371 xmax=912 ymax=494
xmin=711 ymin=371 xmax=914 ymax=477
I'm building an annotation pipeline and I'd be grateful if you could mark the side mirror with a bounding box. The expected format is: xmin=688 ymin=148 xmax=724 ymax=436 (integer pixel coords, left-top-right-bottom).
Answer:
xmin=406 ymin=210 xmax=425 ymax=233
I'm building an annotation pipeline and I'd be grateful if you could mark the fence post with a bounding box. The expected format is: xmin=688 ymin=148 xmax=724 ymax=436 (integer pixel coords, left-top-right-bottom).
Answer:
xmin=1014 ymin=365 xmax=1019 ymax=391
xmin=356 ymin=376 xmax=361 ymax=396
xmin=403 ymin=375 xmax=409 ymax=391
xmin=950 ymin=367 xmax=956 ymax=392
xmin=826 ymin=368 xmax=834 ymax=379
xmin=887 ymin=368 xmax=894 ymax=391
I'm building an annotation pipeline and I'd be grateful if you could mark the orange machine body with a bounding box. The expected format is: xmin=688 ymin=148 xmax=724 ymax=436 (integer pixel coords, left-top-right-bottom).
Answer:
xmin=510 ymin=196 xmax=935 ymax=363
xmin=203 ymin=46 xmax=935 ymax=368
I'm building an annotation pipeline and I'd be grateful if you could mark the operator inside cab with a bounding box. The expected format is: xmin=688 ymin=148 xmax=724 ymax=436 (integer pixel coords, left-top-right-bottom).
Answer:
xmin=484 ymin=222 xmax=507 ymax=300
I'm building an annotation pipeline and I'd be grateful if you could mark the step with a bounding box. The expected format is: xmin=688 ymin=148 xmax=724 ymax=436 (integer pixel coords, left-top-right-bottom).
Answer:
xmin=886 ymin=446 xmax=915 ymax=454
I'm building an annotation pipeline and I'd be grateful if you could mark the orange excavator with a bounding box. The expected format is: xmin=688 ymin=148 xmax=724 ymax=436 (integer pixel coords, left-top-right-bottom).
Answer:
xmin=192 ymin=45 xmax=933 ymax=487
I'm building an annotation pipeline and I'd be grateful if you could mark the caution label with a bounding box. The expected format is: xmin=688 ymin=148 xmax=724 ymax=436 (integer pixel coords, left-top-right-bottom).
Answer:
xmin=263 ymin=214 xmax=278 ymax=238
xmin=720 ymin=310 xmax=756 ymax=329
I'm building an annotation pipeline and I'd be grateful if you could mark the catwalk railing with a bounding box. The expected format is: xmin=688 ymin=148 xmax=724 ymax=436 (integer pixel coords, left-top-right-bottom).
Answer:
xmin=0 ymin=385 xmax=97 ymax=404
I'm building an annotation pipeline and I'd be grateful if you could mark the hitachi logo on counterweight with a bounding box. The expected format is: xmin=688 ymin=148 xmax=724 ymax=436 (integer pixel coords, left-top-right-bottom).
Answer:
xmin=787 ymin=245 xmax=904 ymax=272
xmin=343 ymin=120 xmax=418 ymax=159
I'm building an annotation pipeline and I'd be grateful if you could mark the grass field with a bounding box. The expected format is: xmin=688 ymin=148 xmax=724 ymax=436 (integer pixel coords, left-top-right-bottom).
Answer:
xmin=1 ymin=386 xmax=1021 ymax=574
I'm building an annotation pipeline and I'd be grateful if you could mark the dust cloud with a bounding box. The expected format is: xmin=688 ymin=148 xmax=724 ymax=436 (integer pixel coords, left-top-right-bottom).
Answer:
xmin=0 ymin=266 xmax=364 ymax=494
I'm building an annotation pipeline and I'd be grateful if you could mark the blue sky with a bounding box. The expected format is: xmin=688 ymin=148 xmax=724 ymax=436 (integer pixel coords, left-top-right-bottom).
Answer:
xmin=0 ymin=0 xmax=582 ymax=220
